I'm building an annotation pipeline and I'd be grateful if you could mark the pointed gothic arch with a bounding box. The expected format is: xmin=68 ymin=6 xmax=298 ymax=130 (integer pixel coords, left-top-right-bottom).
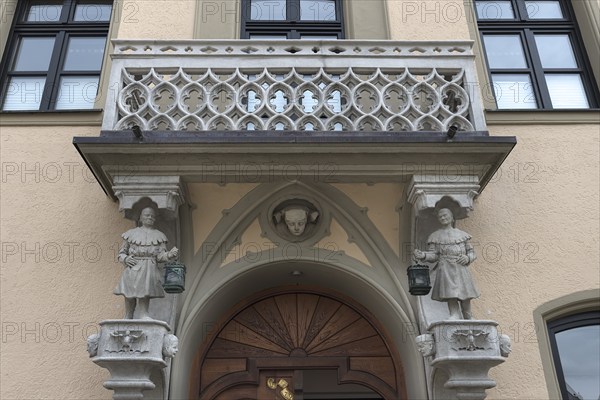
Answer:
xmin=169 ymin=181 xmax=428 ymax=398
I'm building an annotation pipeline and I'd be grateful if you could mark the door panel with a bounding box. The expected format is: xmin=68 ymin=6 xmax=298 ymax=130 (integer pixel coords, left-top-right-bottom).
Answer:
xmin=196 ymin=289 xmax=405 ymax=399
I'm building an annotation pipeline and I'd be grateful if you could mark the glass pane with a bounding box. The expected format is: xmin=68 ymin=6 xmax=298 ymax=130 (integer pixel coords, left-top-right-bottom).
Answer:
xmin=300 ymin=35 xmax=338 ymax=40
xmin=300 ymin=0 xmax=336 ymax=21
xmin=250 ymin=0 xmax=286 ymax=20
xmin=327 ymin=90 xmax=342 ymax=112
xmin=27 ymin=3 xmax=63 ymax=22
xmin=13 ymin=37 xmax=55 ymax=71
xmin=74 ymin=3 xmax=113 ymax=22
xmin=2 ymin=77 xmax=46 ymax=111
xmin=483 ymin=35 xmax=527 ymax=69
xmin=247 ymin=90 xmax=259 ymax=111
xmin=63 ymin=37 xmax=107 ymax=71
xmin=55 ymin=76 xmax=99 ymax=109
xmin=546 ymin=74 xmax=589 ymax=109
xmin=525 ymin=1 xmax=563 ymax=19
xmin=475 ymin=1 xmax=515 ymax=19
xmin=249 ymin=35 xmax=288 ymax=39
xmin=301 ymin=90 xmax=318 ymax=112
xmin=492 ymin=74 xmax=537 ymax=109
xmin=555 ymin=325 xmax=600 ymax=399
xmin=535 ymin=35 xmax=577 ymax=68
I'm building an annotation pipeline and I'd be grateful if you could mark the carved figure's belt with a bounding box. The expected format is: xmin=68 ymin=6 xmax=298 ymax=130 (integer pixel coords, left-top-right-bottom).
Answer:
xmin=133 ymin=256 xmax=155 ymax=260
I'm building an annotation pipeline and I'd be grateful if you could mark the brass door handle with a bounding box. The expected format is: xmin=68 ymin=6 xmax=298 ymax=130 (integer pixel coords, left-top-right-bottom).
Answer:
xmin=266 ymin=377 xmax=294 ymax=400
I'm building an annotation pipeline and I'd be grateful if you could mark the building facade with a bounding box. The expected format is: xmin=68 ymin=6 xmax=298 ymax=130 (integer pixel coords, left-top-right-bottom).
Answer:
xmin=1 ymin=0 xmax=599 ymax=399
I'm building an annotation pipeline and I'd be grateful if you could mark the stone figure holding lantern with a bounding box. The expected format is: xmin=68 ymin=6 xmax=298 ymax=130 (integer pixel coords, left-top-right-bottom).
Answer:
xmin=115 ymin=207 xmax=179 ymax=319
xmin=413 ymin=208 xmax=480 ymax=319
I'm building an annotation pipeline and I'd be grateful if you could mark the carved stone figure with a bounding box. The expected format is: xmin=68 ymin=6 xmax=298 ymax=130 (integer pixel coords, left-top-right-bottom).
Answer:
xmin=416 ymin=334 xmax=435 ymax=357
xmin=162 ymin=334 xmax=179 ymax=358
xmin=274 ymin=206 xmax=319 ymax=237
xmin=115 ymin=207 xmax=179 ymax=319
xmin=86 ymin=333 xmax=100 ymax=357
xmin=499 ymin=334 xmax=512 ymax=357
xmin=414 ymin=208 xmax=480 ymax=319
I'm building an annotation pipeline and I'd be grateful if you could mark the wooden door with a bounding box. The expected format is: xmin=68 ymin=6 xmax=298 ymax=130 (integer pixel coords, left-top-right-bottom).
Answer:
xmin=195 ymin=289 xmax=405 ymax=399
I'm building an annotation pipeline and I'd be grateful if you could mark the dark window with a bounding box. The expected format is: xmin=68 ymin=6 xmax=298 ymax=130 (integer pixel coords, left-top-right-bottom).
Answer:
xmin=476 ymin=0 xmax=598 ymax=109
xmin=548 ymin=311 xmax=600 ymax=400
xmin=241 ymin=0 xmax=344 ymax=39
xmin=0 ymin=0 xmax=112 ymax=111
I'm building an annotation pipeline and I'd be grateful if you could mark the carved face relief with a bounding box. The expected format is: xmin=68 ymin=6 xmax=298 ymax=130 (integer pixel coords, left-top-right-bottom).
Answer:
xmin=437 ymin=208 xmax=454 ymax=225
xmin=140 ymin=207 xmax=156 ymax=227
xmin=499 ymin=334 xmax=512 ymax=357
xmin=163 ymin=334 xmax=179 ymax=358
xmin=415 ymin=334 xmax=435 ymax=357
xmin=269 ymin=200 xmax=322 ymax=243
xmin=284 ymin=208 xmax=308 ymax=236
xmin=87 ymin=333 xmax=100 ymax=357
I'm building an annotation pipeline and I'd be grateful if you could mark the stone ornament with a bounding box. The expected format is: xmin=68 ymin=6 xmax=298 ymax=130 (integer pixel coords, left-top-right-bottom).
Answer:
xmin=416 ymin=334 xmax=436 ymax=357
xmin=115 ymin=207 xmax=179 ymax=319
xmin=113 ymin=65 xmax=476 ymax=133
xmin=162 ymin=334 xmax=179 ymax=359
xmin=90 ymin=319 xmax=175 ymax=399
xmin=107 ymin=330 xmax=149 ymax=353
xmin=499 ymin=334 xmax=512 ymax=357
xmin=451 ymin=329 xmax=491 ymax=352
xmin=413 ymin=208 xmax=480 ymax=320
xmin=269 ymin=199 xmax=322 ymax=243
xmin=87 ymin=333 xmax=100 ymax=358
xmin=274 ymin=206 xmax=319 ymax=237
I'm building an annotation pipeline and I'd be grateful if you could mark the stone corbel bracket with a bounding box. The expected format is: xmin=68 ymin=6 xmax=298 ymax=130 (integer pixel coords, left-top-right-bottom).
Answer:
xmin=91 ymin=319 xmax=177 ymax=400
xmin=427 ymin=320 xmax=506 ymax=400
xmin=407 ymin=175 xmax=480 ymax=219
xmin=112 ymin=175 xmax=188 ymax=220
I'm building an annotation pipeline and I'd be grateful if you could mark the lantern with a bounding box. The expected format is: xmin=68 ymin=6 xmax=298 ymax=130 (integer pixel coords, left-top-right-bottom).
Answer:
xmin=407 ymin=264 xmax=431 ymax=295
xmin=163 ymin=262 xmax=186 ymax=294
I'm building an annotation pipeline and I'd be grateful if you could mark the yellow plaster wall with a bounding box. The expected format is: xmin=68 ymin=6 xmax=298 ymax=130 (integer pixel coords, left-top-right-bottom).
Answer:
xmin=115 ymin=0 xmax=196 ymax=40
xmin=1 ymin=123 xmax=598 ymax=399
xmin=332 ymin=183 xmax=403 ymax=257
xmin=188 ymin=183 xmax=259 ymax=254
xmin=315 ymin=219 xmax=370 ymax=267
xmin=0 ymin=126 xmax=130 ymax=399
xmin=463 ymin=124 xmax=600 ymax=399
xmin=220 ymin=219 xmax=277 ymax=267
xmin=386 ymin=0 xmax=472 ymax=40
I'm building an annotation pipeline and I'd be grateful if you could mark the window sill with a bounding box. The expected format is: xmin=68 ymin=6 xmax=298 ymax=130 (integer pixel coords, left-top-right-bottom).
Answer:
xmin=485 ymin=109 xmax=600 ymax=125
xmin=0 ymin=109 xmax=103 ymax=126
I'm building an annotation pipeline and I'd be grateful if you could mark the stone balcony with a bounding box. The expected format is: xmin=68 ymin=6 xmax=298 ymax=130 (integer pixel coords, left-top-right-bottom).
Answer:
xmin=102 ymin=40 xmax=487 ymax=133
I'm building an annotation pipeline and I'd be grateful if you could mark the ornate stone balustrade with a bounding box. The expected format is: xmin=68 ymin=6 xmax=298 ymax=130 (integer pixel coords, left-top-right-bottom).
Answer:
xmin=102 ymin=40 xmax=487 ymax=132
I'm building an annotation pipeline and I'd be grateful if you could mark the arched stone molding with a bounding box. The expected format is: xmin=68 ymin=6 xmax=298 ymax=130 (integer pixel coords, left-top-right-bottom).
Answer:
xmin=181 ymin=180 xmax=415 ymax=328
xmin=169 ymin=180 xmax=428 ymax=399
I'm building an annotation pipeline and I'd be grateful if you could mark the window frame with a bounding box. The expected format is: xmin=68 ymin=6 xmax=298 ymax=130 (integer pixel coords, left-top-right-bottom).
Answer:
xmin=0 ymin=0 xmax=112 ymax=112
xmin=547 ymin=311 xmax=600 ymax=400
xmin=241 ymin=0 xmax=345 ymax=39
xmin=476 ymin=0 xmax=599 ymax=110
